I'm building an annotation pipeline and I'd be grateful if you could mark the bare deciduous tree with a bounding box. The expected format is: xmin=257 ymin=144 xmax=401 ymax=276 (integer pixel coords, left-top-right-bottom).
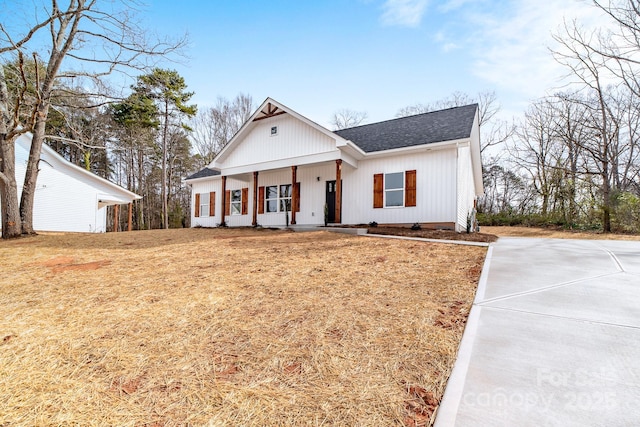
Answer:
xmin=191 ymin=94 xmax=254 ymax=168
xmin=0 ymin=0 xmax=186 ymax=238
xmin=396 ymin=90 xmax=514 ymax=153
xmin=330 ymin=109 xmax=368 ymax=130
xmin=553 ymin=20 xmax=620 ymax=232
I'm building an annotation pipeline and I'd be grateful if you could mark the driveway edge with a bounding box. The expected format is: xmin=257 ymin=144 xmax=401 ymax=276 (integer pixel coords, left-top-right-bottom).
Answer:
xmin=434 ymin=244 xmax=494 ymax=426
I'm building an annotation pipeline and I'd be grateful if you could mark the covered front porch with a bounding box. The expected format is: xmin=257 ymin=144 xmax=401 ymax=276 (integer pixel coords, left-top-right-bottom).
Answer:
xmin=219 ymin=159 xmax=349 ymax=228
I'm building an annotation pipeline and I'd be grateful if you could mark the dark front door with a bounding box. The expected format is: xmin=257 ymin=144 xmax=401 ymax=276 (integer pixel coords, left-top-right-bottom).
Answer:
xmin=326 ymin=180 xmax=336 ymax=223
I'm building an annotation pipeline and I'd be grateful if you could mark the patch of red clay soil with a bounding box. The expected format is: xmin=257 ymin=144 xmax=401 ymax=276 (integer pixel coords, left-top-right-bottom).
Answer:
xmin=38 ymin=256 xmax=75 ymax=267
xmin=37 ymin=257 xmax=111 ymax=273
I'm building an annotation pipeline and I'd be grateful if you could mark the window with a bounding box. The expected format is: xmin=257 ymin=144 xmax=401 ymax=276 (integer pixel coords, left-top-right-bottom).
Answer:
xmin=385 ymin=172 xmax=404 ymax=207
xmin=199 ymin=193 xmax=210 ymax=217
xmin=279 ymin=184 xmax=291 ymax=212
xmin=195 ymin=192 xmax=215 ymax=217
xmin=265 ymin=186 xmax=278 ymax=213
xmin=231 ymin=189 xmax=242 ymax=215
xmin=373 ymin=170 xmax=416 ymax=209
xmin=264 ymin=184 xmax=291 ymax=212
xmin=271 ymin=126 xmax=278 ymax=136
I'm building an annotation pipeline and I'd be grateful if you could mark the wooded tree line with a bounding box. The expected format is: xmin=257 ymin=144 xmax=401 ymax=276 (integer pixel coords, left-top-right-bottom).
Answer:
xmin=477 ymin=0 xmax=640 ymax=233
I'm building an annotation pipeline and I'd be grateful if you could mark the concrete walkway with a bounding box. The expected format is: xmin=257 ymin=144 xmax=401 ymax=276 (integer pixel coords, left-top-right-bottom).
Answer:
xmin=435 ymin=237 xmax=640 ymax=426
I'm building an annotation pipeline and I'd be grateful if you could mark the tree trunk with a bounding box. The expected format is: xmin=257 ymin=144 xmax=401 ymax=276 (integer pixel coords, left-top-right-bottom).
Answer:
xmin=161 ymin=100 xmax=169 ymax=229
xmin=20 ymin=112 xmax=48 ymax=235
xmin=0 ymin=134 xmax=22 ymax=239
xmin=137 ymin=148 xmax=145 ymax=230
xmin=602 ymin=171 xmax=612 ymax=233
xmin=0 ymin=64 xmax=22 ymax=238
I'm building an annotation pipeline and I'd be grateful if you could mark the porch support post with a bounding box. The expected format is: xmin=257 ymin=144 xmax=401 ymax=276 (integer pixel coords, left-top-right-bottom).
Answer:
xmin=252 ymin=171 xmax=259 ymax=226
xmin=291 ymin=165 xmax=297 ymax=225
xmin=113 ymin=204 xmax=119 ymax=232
xmin=335 ymin=159 xmax=342 ymax=224
xmin=221 ymin=176 xmax=227 ymax=226
xmin=128 ymin=203 xmax=133 ymax=232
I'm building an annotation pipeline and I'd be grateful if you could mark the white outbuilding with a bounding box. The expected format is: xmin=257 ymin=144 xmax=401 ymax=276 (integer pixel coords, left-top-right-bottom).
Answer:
xmin=186 ymin=98 xmax=483 ymax=232
xmin=1 ymin=132 xmax=141 ymax=233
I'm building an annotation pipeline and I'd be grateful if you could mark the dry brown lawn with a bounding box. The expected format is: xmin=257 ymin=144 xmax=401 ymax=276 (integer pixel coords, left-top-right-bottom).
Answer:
xmin=483 ymin=225 xmax=640 ymax=240
xmin=0 ymin=228 xmax=486 ymax=426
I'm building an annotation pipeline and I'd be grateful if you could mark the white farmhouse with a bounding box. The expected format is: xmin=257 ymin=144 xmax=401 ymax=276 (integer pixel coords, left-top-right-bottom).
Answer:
xmin=186 ymin=98 xmax=483 ymax=232
xmin=1 ymin=132 xmax=141 ymax=233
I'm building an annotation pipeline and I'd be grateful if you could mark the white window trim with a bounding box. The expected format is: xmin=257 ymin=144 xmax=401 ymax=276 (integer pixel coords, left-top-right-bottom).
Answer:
xmin=230 ymin=189 xmax=242 ymax=215
xmin=279 ymin=184 xmax=292 ymax=212
xmin=263 ymin=183 xmax=292 ymax=213
xmin=265 ymin=185 xmax=278 ymax=213
xmin=384 ymin=172 xmax=405 ymax=208
xmin=199 ymin=192 xmax=210 ymax=217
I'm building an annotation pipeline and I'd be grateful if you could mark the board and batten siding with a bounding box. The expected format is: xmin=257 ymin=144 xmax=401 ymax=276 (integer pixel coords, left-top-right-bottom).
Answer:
xmin=190 ymin=179 xmax=221 ymax=227
xmin=254 ymin=163 xmax=335 ymax=227
xmin=456 ymin=145 xmax=476 ymax=232
xmin=342 ymin=148 xmax=458 ymax=225
xmin=20 ymin=159 xmax=104 ymax=232
xmin=222 ymin=115 xmax=338 ymax=169
xmin=9 ymin=135 xmax=133 ymax=233
xmin=224 ymin=178 xmax=253 ymax=227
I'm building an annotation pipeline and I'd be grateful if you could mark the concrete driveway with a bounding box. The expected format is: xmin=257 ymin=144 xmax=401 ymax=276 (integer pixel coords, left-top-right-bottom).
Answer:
xmin=435 ymin=237 xmax=640 ymax=426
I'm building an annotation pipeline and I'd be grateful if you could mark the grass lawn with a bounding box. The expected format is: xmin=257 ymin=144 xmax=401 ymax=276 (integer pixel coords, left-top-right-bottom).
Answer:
xmin=0 ymin=228 xmax=486 ymax=426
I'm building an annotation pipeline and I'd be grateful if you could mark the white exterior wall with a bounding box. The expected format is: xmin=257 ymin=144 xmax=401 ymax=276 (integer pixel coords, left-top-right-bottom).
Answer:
xmin=27 ymin=159 xmax=102 ymax=232
xmin=456 ymin=145 xmax=476 ymax=232
xmin=190 ymin=178 xmax=222 ymax=227
xmin=223 ymin=115 xmax=338 ymax=169
xmin=6 ymin=134 xmax=138 ymax=233
xmin=342 ymin=148 xmax=458 ymax=225
xmin=225 ymin=177 xmax=253 ymax=227
xmin=295 ymin=163 xmax=337 ymax=225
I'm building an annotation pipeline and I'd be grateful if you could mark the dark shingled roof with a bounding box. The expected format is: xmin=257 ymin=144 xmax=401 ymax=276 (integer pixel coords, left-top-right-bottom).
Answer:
xmin=186 ymin=167 xmax=220 ymax=180
xmin=334 ymin=104 xmax=478 ymax=153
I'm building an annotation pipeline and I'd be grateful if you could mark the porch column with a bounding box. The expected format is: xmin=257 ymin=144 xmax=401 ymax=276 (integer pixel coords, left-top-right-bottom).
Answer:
xmin=113 ymin=204 xmax=119 ymax=232
xmin=128 ymin=203 xmax=133 ymax=232
xmin=291 ymin=165 xmax=297 ymax=225
xmin=335 ymin=159 xmax=342 ymax=224
xmin=252 ymin=171 xmax=259 ymax=226
xmin=221 ymin=176 xmax=227 ymax=226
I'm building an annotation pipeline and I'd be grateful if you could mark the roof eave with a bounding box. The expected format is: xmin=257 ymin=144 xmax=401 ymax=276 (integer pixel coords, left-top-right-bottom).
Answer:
xmin=31 ymin=133 xmax=142 ymax=201
xmin=185 ymin=174 xmax=222 ymax=184
xmin=336 ymin=139 xmax=366 ymax=160
xmin=362 ymin=137 xmax=469 ymax=158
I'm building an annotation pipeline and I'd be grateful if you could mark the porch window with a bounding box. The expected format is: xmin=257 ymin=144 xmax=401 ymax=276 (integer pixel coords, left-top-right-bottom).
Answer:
xmin=263 ymin=184 xmax=292 ymax=213
xmin=385 ymin=172 xmax=404 ymax=207
xmin=199 ymin=193 xmax=210 ymax=217
xmin=279 ymin=184 xmax=292 ymax=212
xmin=231 ymin=189 xmax=242 ymax=215
xmin=265 ymin=186 xmax=278 ymax=212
